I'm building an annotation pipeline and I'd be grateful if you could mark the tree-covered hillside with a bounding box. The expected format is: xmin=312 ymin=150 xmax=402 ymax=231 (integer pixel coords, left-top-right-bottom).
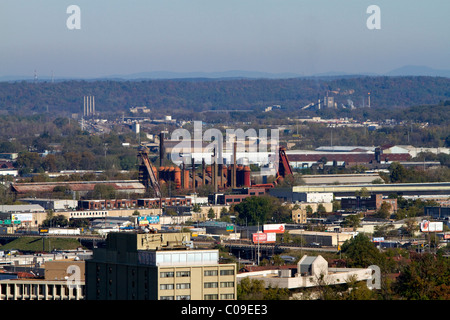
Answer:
xmin=0 ymin=76 xmax=449 ymax=118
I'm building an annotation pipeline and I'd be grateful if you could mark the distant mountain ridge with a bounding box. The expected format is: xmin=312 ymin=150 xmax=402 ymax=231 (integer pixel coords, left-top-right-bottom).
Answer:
xmin=386 ymin=65 xmax=450 ymax=78
xmin=2 ymin=65 xmax=450 ymax=82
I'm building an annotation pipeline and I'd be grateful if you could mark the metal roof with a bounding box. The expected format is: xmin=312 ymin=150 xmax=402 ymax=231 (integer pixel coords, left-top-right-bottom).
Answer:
xmin=299 ymin=256 xmax=317 ymax=266
xmin=287 ymin=153 xmax=410 ymax=163
xmin=0 ymin=204 xmax=45 ymax=213
xmin=11 ymin=180 xmax=145 ymax=194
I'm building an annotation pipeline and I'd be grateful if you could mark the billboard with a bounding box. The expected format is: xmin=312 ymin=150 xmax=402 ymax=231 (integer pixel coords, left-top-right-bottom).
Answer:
xmin=420 ymin=220 xmax=443 ymax=232
xmin=11 ymin=214 xmax=33 ymax=222
xmin=252 ymin=232 xmax=276 ymax=244
xmin=263 ymin=224 xmax=285 ymax=234
xmin=138 ymin=215 xmax=160 ymax=226
xmin=39 ymin=228 xmax=49 ymax=234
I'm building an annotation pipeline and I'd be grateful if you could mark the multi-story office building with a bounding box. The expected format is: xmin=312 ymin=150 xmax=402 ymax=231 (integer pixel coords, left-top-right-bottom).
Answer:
xmin=86 ymin=232 xmax=236 ymax=300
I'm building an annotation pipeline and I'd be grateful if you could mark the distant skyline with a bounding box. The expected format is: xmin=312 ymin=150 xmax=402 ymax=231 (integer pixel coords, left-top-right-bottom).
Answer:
xmin=1 ymin=0 xmax=449 ymax=79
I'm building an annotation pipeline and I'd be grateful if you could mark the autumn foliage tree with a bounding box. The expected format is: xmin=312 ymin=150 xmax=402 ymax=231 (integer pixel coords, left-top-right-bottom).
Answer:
xmin=394 ymin=253 xmax=450 ymax=300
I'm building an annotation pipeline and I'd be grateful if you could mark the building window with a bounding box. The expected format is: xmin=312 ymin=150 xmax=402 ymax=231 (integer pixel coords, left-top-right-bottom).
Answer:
xmin=204 ymin=282 xmax=218 ymax=288
xmin=176 ymin=271 xmax=190 ymax=277
xmin=160 ymin=284 xmax=174 ymax=290
xmin=220 ymin=269 xmax=234 ymax=276
xmin=220 ymin=281 xmax=234 ymax=288
xmin=176 ymin=295 xmax=191 ymax=300
xmin=160 ymin=272 xmax=174 ymax=278
xmin=176 ymin=283 xmax=190 ymax=289
xmin=160 ymin=296 xmax=174 ymax=300
xmin=204 ymin=270 xmax=218 ymax=276
xmin=204 ymin=294 xmax=218 ymax=300
xmin=220 ymin=294 xmax=235 ymax=300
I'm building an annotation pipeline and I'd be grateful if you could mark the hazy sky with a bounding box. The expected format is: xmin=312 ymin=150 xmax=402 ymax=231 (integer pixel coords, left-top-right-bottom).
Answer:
xmin=1 ymin=0 xmax=449 ymax=78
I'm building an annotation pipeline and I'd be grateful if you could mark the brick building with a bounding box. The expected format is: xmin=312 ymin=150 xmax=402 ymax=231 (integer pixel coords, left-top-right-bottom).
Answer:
xmin=341 ymin=194 xmax=397 ymax=213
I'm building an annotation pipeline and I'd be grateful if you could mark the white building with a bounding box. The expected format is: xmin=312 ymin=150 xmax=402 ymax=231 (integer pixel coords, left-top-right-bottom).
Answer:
xmin=21 ymin=198 xmax=78 ymax=211
xmin=237 ymin=255 xmax=373 ymax=290
xmin=397 ymin=145 xmax=450 ymax=158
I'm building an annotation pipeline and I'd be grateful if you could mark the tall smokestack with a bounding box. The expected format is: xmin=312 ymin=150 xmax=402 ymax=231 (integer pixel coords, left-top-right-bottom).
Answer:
xmin=159 ymin=132 xmax=165 ymax=166
xmin=202 ymin=158 xmax=206 ymax=186
xmin=213 ymin=147 xmax=218 ymax=193
xmin=232 ymin=141 xmax=237 ymax=188
xmin=191 ymin=157 xmax=195 ymax=192
xmin=83 ymin=96 xmax=86 ymax=117
xmin=93 ymin=96 xmax=95 ymax=115
xmin=219 ymin=163 xmax=223 ymax=189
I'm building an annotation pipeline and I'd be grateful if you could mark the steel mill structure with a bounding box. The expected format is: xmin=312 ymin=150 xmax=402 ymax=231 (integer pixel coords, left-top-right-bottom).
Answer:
xmin=137 ymin=133 xmax=293 ymax=196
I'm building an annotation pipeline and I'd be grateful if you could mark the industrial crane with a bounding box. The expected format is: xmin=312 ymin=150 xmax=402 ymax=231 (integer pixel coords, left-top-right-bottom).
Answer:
xmin=138 ymin=145 xmax=162 ymax=198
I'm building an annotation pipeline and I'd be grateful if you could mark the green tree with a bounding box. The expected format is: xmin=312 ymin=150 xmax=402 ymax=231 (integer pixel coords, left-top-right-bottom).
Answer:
xmin=389 ymin=162 xmax=408 ymax=183
xmin=341 ymin=233 xmax=384 ymax=268
xmin=237 ymin=277 xmax=266 ymax=300
xmin=345 ymin=275 xmax=377 ymax=300
xmin=42 ymin=214 xmax=69 ymax=228
xmin=373 ymin=223 xmax=395 ymax=238
xmin=16 ymin=151 xmax=42 ymax=174
xmin=91 ymin=184 xmax=116 ymax=199
xmin=402 ymin=218 xmax=419 ymax=237
xmin=237 ymin=277 xmax=289 ymax=300
xmin=192 ymin=204 xmax=201 ymax=213
xmin=69 ymin=218 xmax=90 ymax=229
xmin=316 ymin=204 xmax=327 ymax=217
xmin=376 ymin=202 xmax=391 ymax=219
xmin=207 ymin=208 xmax=216 ymax=220
xmin=355 ymin=187 xmax=370 ymax=198
xmin=342 ymin=213 xmax=362 ymax=229
xmin=234 ymin=196 xmax=289 ymax=226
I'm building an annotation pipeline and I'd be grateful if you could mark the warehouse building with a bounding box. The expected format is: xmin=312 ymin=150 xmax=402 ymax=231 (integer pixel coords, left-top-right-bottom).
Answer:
xmin=11 ymin=180 xmax=146 ymax=198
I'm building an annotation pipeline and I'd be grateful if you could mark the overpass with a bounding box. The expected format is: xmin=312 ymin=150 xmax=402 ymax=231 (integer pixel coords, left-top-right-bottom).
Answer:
xmin=292 ymin=182 xmax=450 ymax=197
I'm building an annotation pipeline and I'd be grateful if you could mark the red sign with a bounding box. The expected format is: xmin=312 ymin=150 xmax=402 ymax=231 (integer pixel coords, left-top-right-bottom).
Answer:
xmin=252 ymin=232 xmax=276 ymax=244
xmin=263 ymin=224 xmax=285 ymax=234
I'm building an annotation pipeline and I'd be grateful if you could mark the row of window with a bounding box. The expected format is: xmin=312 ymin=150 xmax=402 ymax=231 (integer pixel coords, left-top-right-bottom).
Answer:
xmin=160 ymin=294 xmax=234 ymax=300
xmin=160 ymin=283 xmax=191 ymax=290
xmin=160 ymin=269 xmax=234 ymax=278
xmin=160 ymin=281 xmax=234 ymax=290
xmin=71 ymin=211 xmax=107 ymax=217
